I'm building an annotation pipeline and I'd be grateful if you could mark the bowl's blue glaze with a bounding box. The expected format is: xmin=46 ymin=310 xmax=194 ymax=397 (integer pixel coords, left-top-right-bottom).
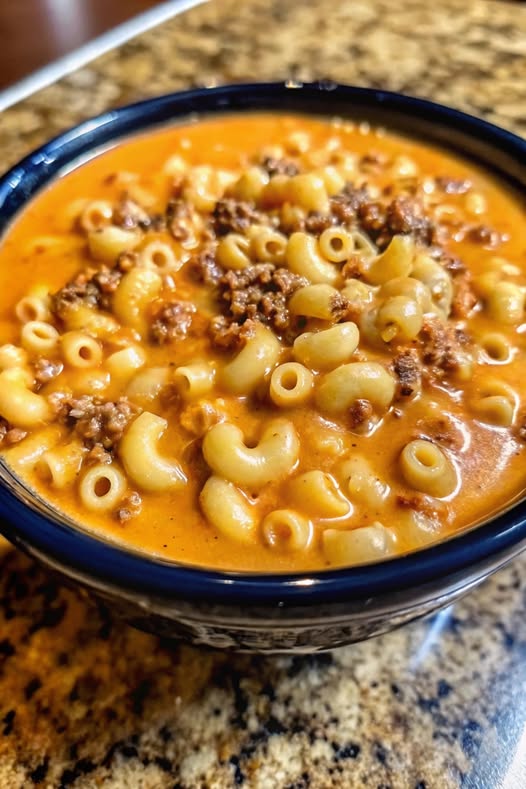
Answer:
xmin=0 ymin=82 xmax=525 ymax=652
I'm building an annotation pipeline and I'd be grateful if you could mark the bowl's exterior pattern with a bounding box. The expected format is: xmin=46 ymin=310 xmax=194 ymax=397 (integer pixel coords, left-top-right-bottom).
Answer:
xmin=0 ymin=82 xmax=525 ymax=652
xmin=10 ymin=531 xmax=524 ymax=652
xmin=87 ymin=588 xmax=469 ymax=652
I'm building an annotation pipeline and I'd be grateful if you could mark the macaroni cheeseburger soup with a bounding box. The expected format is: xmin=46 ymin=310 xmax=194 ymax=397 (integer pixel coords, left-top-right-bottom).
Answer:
xmin=0 ymin=113 xmax=525 ymax=571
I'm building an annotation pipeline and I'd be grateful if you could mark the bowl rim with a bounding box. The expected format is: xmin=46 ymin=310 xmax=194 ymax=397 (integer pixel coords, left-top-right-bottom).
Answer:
xmin=0 ymin=80 xmax=525 ymax=606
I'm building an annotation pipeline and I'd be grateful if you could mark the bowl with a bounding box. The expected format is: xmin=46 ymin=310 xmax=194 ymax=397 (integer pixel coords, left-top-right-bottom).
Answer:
xmin=0 ymin=82 xmax=525 ymax=653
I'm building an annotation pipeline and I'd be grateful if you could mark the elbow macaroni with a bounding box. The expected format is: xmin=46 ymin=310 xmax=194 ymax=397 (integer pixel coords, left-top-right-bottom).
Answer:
xmin=400 ymin=440 xmax=457 ymax=498
xmin=79 ymin=464 xmax=127 ymax=511
xmin=261 ymin=509 xmax=313 ymax=551
xmin=200 ymin=475 xmax=256 ymax=544
xmin=0 ymin=369 xmax=51 ymax=428
xmin=286 ymin=232 xmax=339 ymax=285
xmin=203 ymin=419 xmax=300 ymax=490
xmin=315 ymin=362 xmax=396 ymax=416
xmin=221 ymin=323 xmax=281 ymax=395
xmin=366 ymin=235 xmax=415 ymax=285
xmin=61 ymin=332 xmax=102 ymax=368
xmin=293 ymin=322 xmax=359 ymax=371
xmin=269 ymin=362 xmax=313 ymax=407
xmin=289 ymin=283 xmax=343 ymax=320
xmin=288 ymin=470 xmax=350 ymax=518
xmin=119 ymin=412 xmax=187 ymax=492
xmin=323 ymin=523 xmax=397 ymax=566
xmin=113 ymin=268 xmax=163 ymax=335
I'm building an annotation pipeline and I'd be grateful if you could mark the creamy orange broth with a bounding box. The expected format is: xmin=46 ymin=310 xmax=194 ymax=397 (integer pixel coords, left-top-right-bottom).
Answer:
xmin=0 ymin=113 xmax=525 ymax=571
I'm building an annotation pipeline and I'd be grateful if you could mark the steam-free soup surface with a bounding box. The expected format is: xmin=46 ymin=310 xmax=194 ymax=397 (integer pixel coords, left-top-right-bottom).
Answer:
xmin=0 ymin=113 xmax=525 ymax=571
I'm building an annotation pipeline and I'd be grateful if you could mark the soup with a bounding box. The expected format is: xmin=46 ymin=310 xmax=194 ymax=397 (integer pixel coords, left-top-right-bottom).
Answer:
xmin=0 ymin=113 xmax=525 ymax=571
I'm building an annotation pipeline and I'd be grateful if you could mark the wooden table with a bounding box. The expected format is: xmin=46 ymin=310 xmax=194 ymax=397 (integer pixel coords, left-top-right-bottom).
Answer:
xmin=0 ymin=0 xmax=160 ymax=89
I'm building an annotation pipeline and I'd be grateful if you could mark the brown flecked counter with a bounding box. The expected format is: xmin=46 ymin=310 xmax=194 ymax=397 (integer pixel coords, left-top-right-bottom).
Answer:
xmin=0 ymin=1 xmax=526 ymax=786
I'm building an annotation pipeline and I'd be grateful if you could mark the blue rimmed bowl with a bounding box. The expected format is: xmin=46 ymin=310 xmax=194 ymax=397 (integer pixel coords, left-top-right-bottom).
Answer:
xmin=0 ymin=82 xmax=525 ymax=653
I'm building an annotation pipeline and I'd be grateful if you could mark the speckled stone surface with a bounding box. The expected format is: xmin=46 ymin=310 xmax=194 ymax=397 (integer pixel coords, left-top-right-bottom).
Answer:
xmin=0 ymin=0 xmax=525 ymax=786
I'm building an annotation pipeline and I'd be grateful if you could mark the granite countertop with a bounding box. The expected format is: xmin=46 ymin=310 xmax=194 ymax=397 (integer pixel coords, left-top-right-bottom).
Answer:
xmin=0 ymin=0 xmax=525 ymax=786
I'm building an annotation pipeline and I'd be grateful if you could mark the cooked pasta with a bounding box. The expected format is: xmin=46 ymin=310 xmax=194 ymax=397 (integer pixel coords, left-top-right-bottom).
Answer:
xmin=15 ymin=288 xmax=51 ymax=323
xmin=60 ymin=331 xmax=102 ymax=368
xmin=79 ymin=200 xmax=113 ymax=232
xmin=318 ymin=227 xmax=354 ymax=263
xmin=21 ymin=321 xmax=59 ymax=355
xmin=289 ymin=283 xmax=343 ymax=320
xmin=293 ymin=322 xmax=359 ymax=371
xmin=261 ymin=510 xmax=313 ymax=551
xmin=400 ymin=440 xmax=457 ymax=498
xmin=286 ymin=232 xmax=338 ymax=285
xmin=88 ymin=226 xmax=140 ymax=262
xmin=216 ymin=233 xmax=251 ymax=270
xmin=365 ymin=235 xmax=415 ymax=285
xmin=249 ymin=226 xmax=287 ymax=264
xmin=138 ymin=240 xmax=180 ymax=272
xmin=35 ymin=440 xmax=86 ymax=488
xmin=269 ymin=362 xmax=313 ymax=407
xmin=79 ymin=464 xmax=127 ymax=511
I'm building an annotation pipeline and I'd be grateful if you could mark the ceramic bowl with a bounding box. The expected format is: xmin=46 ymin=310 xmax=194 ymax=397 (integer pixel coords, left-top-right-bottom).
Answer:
xmin=0 ymin=82 xmax=525 ymax=652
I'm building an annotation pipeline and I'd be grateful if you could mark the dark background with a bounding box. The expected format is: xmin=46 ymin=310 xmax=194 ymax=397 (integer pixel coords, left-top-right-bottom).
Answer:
xmin=0 ymin=0 xmax=161 ymax=90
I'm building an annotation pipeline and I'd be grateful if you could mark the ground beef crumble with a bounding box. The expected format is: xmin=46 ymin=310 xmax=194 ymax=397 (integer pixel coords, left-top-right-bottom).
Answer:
xmin=396 ymin=491 xmax=445 ymax=520
xmin=379 ymin=195 xmax=434 ymax=248
xmin=209 ymin=315 xmax=257 ymax=351
xmin=0 ymin=418 xmax=27 ymax=447
xmin=112 ymin=196 xmax=151 ymax=230
xmin=341 ymin=255 xmax=366 ymax=281
xmin=115 ymin=251 xmax=139 ymax=273
xmin=93 ymin=266 xmax=123 ymax=294
xmin=440 ymin=253 xmax=466 ymax=276
xmin=50 ymin=274 xmax=99 ymax=317
xmin=179 ymin=400 xmax=226 ymax=437
xmin=316 ymin=192 xmax=436 ymax=250
xmin=150 ymin=299 xmax=196 ymax=344
xmin=85 ymin=444 xmax=112 ymax=465
xmin=331 ymin=186 xmax=370 ymax=226
xmin=260 ymin=156 xmax=299 ymax=178
xmin=50 ymin=265 xmax=123 ymax=319
xmin=282 ymin=185 xmax=440 ymax=252
xmin=451 ymin=272 xmax=478 ymax=319
xmin=466 ymin=224 xmax=504 ymax=248
xmin=33 ymin=358 xmax=63 ymax=386
xmin=414 ymin=416 xmax=463 ymax=450
xmin=166 ymin=199 xmax=193 ymax=241
xmin=329 ymin=292 xmax=351 ymax=320
xmin=301 ymin=212 xmax=336 ymax=235
xmin=435 ymin=177 xmax=472 ymax=195
xmin=116 ymin=491 xmax=142 ymax=523
xmin=419 ymin=316 xmax=470 ymax=374
xmin=348 ymin=398 xmax=373 ymax=429
xmin=216 ymin=263 xmax=308 ymax=338
xmin=212 ymin=199 xmax=265 ymax=236
xmin=392 ymin=348 xmax=421 ymax=397
xmin=360 ymin=151 xmax=390 ymax=171
xmin=356 ymin=200 xmax=385 ymax=237
xmin=188 ymin=247 xmax=223 ymax=287
xmin=51 ymin=394 xmax=139 ymax=451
